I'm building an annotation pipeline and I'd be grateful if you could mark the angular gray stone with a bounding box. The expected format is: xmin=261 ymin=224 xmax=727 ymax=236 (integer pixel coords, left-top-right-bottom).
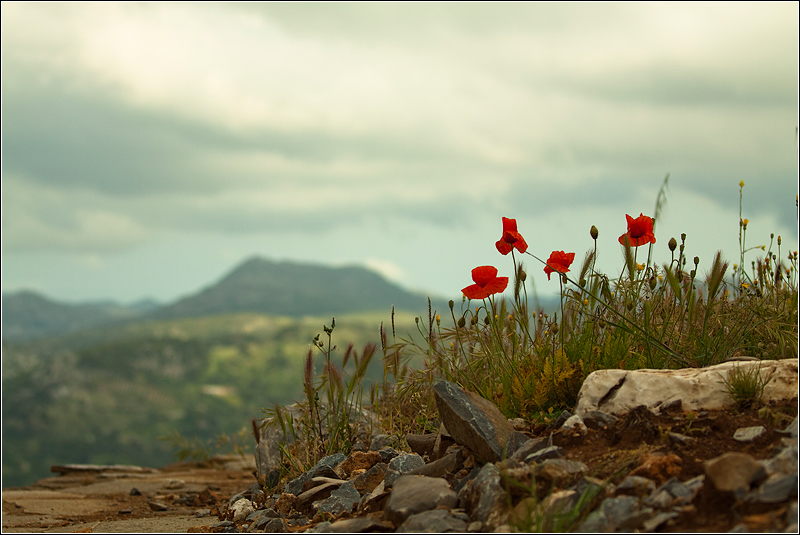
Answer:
xmin=250 ymin=509 xmax=281 ymax=531
xmin=684 ymin=475 xmax=706 ymax=500
xmin=260 ymin=517 xmax=289 ymax=533
xmin=385 ymin=475 xmax=458 ymax=526
xmin=370 ymin=434 xmax=395 ymax=451
xmin=551 ymin=410 xmax=573 ymax=429
xmin=384 ymin=453 xmax=425 ymax=488
xmin=642 ymin=511 xmax=679 ymax=532
xmin=457 ymin=462 xmax=508 ymax=530
xmin=734 ymin=426 xmax=766 ymax=442
xmin=668 ymin=432 xmax=696 ymax=446
xmin=407 ymin=448 xmax=464 ymax=479
xmin=433 ymin=380 xmax=516 ymax=463
xmin=655 ymin=477 xmax=693 ymax=503
xmin=405 ymin=433 xmax=437 ymax=458
xmin=766 ymin=444 xmax=798 ymax=475
xmin=304 ymin=521 xmax=331 ymax=533
xmin=285 ymin=453 xmax=347 ymax=495
xmin=375 ymin=446 xmax=399 ymax=464
xmin=525 ymin=445 xmax=564 ymax=464
xmin=397 ymin=508 xmax=469 ymax=533
xmin=748 ymin=473 xmax=798 ymax=504
xmin=533 ymin=459 xmax=588 ymax=490
xmin=327 ymin=516 xmax=390 ymax=533
xmin=581 ymin=410 xmax=618 ymax=429
xmin=782 ymin=416 xmax=799 ymax=438
xmin=313 ymin=481 xmax=360 ymax=516
xmin=509 ymin=437 xmax=548 ymax=463
xmin=616 ymin=475 xmax=657 ymax=497
xmin=296 ymin=481 xmax=343 ymax=511
xmin=578 ymin=495 xmax=653 ymax=532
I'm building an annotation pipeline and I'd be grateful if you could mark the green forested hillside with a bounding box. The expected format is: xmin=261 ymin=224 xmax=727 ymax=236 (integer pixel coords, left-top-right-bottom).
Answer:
xmin=1 ymin=310 xmax=419 ymax=488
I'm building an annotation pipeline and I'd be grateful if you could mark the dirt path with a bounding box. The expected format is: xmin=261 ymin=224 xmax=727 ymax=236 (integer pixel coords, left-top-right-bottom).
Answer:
xmin=2 ymin=456 xmax=255 ymax=533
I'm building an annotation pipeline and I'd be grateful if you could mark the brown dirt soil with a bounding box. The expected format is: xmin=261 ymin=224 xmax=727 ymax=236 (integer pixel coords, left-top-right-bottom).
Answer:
xmin=544 ymin=398 xmax=798 ymax=532
xmin=3 ymin=399 xmax=797 ymax=533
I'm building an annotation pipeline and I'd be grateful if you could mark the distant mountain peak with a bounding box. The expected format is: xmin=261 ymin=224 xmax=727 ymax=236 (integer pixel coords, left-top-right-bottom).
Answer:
xmin=150 ymin=256 xmax=439 ymax=321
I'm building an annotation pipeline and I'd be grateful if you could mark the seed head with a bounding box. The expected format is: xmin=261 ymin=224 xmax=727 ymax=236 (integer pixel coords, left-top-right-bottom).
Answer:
xmin=668 ymin=237 xmax=677 ymax=252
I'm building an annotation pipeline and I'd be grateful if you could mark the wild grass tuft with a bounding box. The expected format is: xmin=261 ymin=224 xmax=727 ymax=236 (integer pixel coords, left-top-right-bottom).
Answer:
xmin=721 ymin=362 xmax=775 ymax=410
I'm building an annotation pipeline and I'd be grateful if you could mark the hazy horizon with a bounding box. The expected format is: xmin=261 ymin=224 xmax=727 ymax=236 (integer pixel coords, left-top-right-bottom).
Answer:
xmin=3 ymin=3 xmax=798 ymax=305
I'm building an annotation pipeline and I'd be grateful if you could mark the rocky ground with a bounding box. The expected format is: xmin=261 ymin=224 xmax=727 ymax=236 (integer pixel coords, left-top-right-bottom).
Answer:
xmin=3 ymin=359 xmax=798 ymax=533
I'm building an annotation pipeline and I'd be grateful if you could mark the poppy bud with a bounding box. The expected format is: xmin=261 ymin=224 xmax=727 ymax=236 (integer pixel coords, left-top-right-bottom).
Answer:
xmin=778 ymin=235 xmax=782 ymax=246
xmin=561 ymin=273 xmax=568 ymax=284
xmin=579 ymin=278 xmax=586 ymax=288
xmin=449 ymin=300 xmax=454 ymax=310
xmin=694 ymin=257 xmax=700 ymax=266
xmin=626 ymin=300 xmax=634 ymax=311
xmin=551 ymin=323 xmax=559 ymax=334
xmin=681 ymin=233 xmax=687 ymax=242
xmin=590 ymin=225 xmax=599 ymax=240
xmin=471 ymin=315 xmax=479 ymax=325
xmin=458 ymin=316 xmax=466 ymax=328
xmin=668 ymin=237 xmax=677 ymax=251
xmin=649 ymin=277 xmax=657 ymax=291
xmin=415 ymin=317 xmax=420 ymax=324
xmin=484 ymin=316 xmax=490 ymax=325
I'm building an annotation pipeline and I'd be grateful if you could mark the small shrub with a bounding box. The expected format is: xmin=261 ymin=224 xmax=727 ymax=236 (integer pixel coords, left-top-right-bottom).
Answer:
xmin=721 ymin=363 xmax=774 ymax=409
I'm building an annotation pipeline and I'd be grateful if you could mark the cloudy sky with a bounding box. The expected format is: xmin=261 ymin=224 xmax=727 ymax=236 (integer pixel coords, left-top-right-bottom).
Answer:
xmin=2 ymin=2 xmax=798 ymax=306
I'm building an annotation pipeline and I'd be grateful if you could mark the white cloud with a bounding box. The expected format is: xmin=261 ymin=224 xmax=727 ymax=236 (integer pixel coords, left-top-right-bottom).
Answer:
xmin=363 ymin=258 xmax=407 ymax=285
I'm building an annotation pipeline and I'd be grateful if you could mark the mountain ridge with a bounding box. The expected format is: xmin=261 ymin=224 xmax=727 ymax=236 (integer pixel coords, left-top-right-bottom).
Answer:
xmin=2 ymin=257 xmax=445 ymax=341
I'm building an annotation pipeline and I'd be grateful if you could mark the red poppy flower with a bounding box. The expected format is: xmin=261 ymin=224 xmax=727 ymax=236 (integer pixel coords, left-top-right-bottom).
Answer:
xmin=495 ymin=217 xmax=528 ymax=255
xmin=544 ymin=251 xmax=575 ymax=281
xmin=462 ymin=266 xmax=509 ymax=300
xmin=618 ymin=213 xmax=656 ymax=247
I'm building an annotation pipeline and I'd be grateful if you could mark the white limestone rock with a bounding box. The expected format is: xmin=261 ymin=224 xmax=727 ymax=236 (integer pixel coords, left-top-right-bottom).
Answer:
xmin=575 ymin=358 xmax=798 ymax=417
